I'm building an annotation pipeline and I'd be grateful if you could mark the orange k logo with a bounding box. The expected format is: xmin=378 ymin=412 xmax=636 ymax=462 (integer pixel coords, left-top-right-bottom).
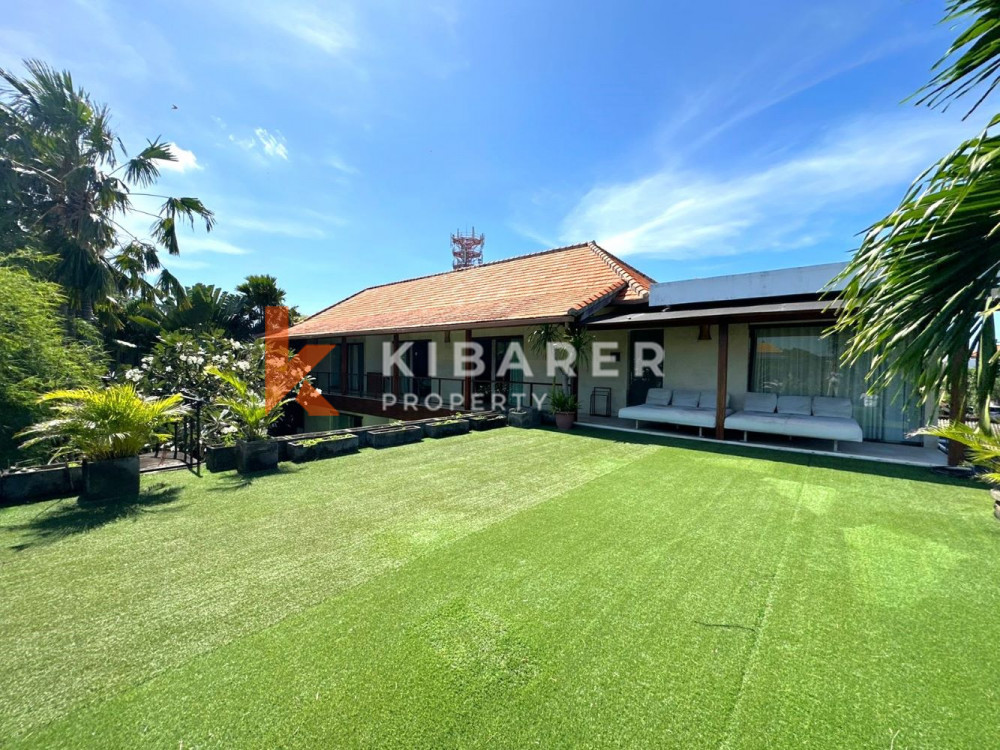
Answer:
xmin=265 ymin=306 xmax=339 ymax=417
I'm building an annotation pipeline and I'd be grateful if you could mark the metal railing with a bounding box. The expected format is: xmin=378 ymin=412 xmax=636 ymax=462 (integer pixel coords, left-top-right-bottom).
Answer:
xmin=310 ymin=371 xmax=558 ymax=410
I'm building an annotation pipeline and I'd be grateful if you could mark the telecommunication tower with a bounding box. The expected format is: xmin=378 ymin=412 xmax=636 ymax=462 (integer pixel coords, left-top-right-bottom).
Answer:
xmin=451 ymin=227 xmax=485 ymax=270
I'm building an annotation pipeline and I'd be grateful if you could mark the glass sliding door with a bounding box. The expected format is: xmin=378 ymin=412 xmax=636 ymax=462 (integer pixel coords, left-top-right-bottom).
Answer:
xmin=750 ymin=324 xmax=922 ymax=443
xmin=627 ymin=329 xmax=664 ymax=406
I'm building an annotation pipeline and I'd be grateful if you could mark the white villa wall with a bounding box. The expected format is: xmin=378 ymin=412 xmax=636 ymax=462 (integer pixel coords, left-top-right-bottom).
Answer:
xmin=577 ymin=329 xmax=630 ymax=416
xmin=663 ymin=324 xmax=750 ymax=409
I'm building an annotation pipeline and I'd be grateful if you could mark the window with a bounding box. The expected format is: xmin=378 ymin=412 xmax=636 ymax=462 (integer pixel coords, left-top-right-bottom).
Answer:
xmin=750 ymin=325 xmax=922 ymax=443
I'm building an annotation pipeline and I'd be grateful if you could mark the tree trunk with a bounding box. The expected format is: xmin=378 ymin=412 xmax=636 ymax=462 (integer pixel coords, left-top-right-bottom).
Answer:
xmin=948 ymin=345 xmax=969 ymax=467
xmin=80 ymin=296 xmax=94 ymax=322
xmin=976 ymin=311 xmax=997 ymax=434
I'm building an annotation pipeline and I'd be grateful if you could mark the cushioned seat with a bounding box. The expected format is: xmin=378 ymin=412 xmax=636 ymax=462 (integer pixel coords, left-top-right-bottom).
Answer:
xmin=618 ymin=388 xmax=732 ymax=432
xmin=724 ymin=393 xmax=863 ymax=448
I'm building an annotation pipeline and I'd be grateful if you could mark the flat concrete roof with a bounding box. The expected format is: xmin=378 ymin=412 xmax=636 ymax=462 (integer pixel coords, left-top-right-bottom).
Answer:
xmin=650 ymin=262 xmax=848 ymax=307
xmin=590 ymin=299 xmax=843 ymax=328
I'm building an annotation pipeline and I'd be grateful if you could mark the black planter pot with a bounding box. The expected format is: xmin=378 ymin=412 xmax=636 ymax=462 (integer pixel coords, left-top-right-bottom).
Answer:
xmin=468 ymin=415 xmax=507 ymax=431
xmin=0 ymin=463 xmax=82 ymax=505
xmin=288 ymin=434 xmax=360 ymax=463
xmin=368 ymin=425 xmax=423 ymax=448
xmin=423 ymin=419 xmax=471 ymax=439
xmin=236 ymin=440 xmax=279 ymax=474
xmin=205 ymin=444 xmax=238 ymax=473
xmin=507 ymin=408 xmax=540 ymax=428
xmin=82 ymin=456 xmax=140 ymax=503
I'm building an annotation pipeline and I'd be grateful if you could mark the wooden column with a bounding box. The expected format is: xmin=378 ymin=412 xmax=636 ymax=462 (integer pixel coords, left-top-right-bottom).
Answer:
xmin=715 ymin=322 xmax=729 ymax=440
xmin=463 ymin=328 xmax=473 ymax=409
xmin=391 ymin=332 xmax=401 ymax=397
xmin=339 ymin=336 xmax=348 ymax=395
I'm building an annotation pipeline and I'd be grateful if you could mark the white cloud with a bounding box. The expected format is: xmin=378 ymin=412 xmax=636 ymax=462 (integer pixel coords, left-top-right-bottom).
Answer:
xmin=159 ymin=144 xmax=201 ymax=173
xmin=227 ymin=215 xmax=327 ymax=239
xmin=254 ymin=128 xmax=288 ymax=160
xmin=326 ymin=155 xmax=359 ymax=175
xmin=561 ymin=114 xmax=983 ymax=260
xmin=180 ymin=237 xmax=252 ymax=256
xmin=252 ymin=3 xmax=357 ymax=57
xmin=227 ymin=128 xmax=289 ymax=161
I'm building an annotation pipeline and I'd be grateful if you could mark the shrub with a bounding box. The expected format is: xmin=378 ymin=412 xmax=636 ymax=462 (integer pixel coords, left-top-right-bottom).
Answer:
xmin=17 ymin=385 xmax=186 ymax=461
xmin=0 ymin=266 xmax=105 ymax=465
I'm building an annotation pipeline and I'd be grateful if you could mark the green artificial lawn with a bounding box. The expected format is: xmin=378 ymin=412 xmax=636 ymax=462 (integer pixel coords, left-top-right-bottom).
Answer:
xmin=1 ymin=428 xmax=998 ymax=747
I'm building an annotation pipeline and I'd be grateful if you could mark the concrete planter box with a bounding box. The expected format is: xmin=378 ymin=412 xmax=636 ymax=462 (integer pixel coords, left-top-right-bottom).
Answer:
xmin=288 ymin=434 xmax=360 ymax=463
xmin=423 ymin=419 xmax=470 ymax=439
xmin=82 ymin=456 xmax=140 ymax=503
xmin=1 ymin=463 xmax=82 ymax=505
xmin=236 ymin=440 xmax=279 ymax=474
xmin=468 ymin=415 xmax=507 ymax=431
xmin=368 ymin=425 xmax=423 ymax=449
xmin=507 ymin=408 xmax=540 ymax=428
xmin=205 ymin=445 xmax=238 ymax=473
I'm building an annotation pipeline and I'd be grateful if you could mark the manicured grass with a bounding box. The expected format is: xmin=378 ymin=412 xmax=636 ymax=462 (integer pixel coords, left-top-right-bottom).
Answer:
xmin=1 ymin=428 xmax=998 ymax=747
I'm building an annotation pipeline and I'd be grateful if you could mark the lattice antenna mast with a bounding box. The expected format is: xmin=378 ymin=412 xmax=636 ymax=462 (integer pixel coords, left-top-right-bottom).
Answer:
xmin=451 ymin=227 xmax=485 ymax=270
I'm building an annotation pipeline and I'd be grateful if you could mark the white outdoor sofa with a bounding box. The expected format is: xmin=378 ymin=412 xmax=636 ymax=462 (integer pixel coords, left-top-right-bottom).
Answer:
xmin=724 ymin=392 xmax=863 ymax=450
xmin=618 ymin=388 xmax=733 ymax=436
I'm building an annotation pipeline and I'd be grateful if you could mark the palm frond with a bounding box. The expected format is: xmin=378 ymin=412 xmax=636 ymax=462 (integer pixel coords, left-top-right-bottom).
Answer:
xmin=913 ymin=0 xmax=1000 ymax=117
xmin=16 ymin=384 xmax=186 ymax=460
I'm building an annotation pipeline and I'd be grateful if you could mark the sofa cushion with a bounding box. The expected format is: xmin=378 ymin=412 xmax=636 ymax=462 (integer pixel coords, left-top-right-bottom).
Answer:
xmin=812 ymin=396 xmax=853 ymax=419
xmin=744 ymin=391 xmax=777 ymax=413
xmin=698 ymin=390 xmax=730 ymax=409
xmin=777 ymin=395 xmax=812 ymax=416
xmin=645 ymin=388 xmax=672 ymax=407
xmin=671 ymin=389 xmax=700 ymax=408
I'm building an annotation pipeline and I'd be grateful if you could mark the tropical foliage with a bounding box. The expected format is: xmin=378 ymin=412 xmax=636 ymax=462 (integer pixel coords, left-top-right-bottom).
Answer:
xmin=833 ymin=0 xmax=1000 ymax=441
xmin=206 ymin=366 xmax=287 ymax=442
xmin=0 ymin=262 xmax=105 ymax=465
xmin=920 ymin=421 xmax=1000 ymax=485
xmin=0 ymin=60 xmax=214 ymax=320
xmin=17 ymin=384 xmax=186 ymax=461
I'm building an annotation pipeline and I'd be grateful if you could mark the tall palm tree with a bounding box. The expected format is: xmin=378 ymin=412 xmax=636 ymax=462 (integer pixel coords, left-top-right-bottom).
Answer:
xmin=833 ymin=0 xmax=1000 ymax=463
xmin=236 ymin=274 xmax=293 ymax=335
xmin=0 ymin=60 xmax=214 ymax=319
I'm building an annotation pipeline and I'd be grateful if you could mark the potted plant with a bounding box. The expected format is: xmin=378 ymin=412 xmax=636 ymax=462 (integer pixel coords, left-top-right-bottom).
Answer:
xmin=288 ymin=433 xmax=360 ymax=463
xmin=368 ymin=422 xmax=424 ymax=448
xmin=507 ymin=406 xmax=540 ymax=428
xmin=207 ymin=367 xmax=285 ymax=474
xmin=550 ymin=388 xmax=578 ymax=431
xmin=467 ymin=413 xmax=508 ymax=431
xmin=920 ymin=422 xmax=1000 ymax=519
xmin=204 ymin=441 xmax=238 ymax=473
xmin=16 ymin=385 xmax=186 ymax=502
xmin=423 ymin=417 xmax=471 ymax=439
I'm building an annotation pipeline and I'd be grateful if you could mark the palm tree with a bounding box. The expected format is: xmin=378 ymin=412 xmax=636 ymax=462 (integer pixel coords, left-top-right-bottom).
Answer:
xmin=17 ymin=384 xmax=186 ymax=461
xmin=236 ymin=274 xmax=296 ymax=335
xmin=160 ymin=283 xmax=249 ymax=339
xmin=832 ymin=1 xmax=1000 ymax=463
xmin=0 ymin=60 xmax=214 ymax=319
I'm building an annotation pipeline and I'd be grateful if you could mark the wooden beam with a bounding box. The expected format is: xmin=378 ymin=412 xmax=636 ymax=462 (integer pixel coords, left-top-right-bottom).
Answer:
xmin=463 ymin=329 xmax=473 ymax=409
xmin=339 ymin=336 xmax=348 ymax=395
xmin=715 ymin=322 xmax=729 ymax=440
xmin=391 ymin=332 xmax=401 ymax=397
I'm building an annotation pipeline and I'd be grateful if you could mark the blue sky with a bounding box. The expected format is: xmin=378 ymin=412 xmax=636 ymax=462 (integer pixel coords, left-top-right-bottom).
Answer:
xmin=0 ymin=0 xmax=988 ymax=314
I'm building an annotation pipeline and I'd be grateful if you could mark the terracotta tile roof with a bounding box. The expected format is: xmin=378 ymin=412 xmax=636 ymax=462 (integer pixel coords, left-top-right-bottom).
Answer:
xmin=288 ymin=241 xmax=653 ymax=338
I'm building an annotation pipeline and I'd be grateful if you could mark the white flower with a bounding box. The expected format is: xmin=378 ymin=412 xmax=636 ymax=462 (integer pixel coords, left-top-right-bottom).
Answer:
xmin=165 ymin=366 xmax=173 ymax=373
